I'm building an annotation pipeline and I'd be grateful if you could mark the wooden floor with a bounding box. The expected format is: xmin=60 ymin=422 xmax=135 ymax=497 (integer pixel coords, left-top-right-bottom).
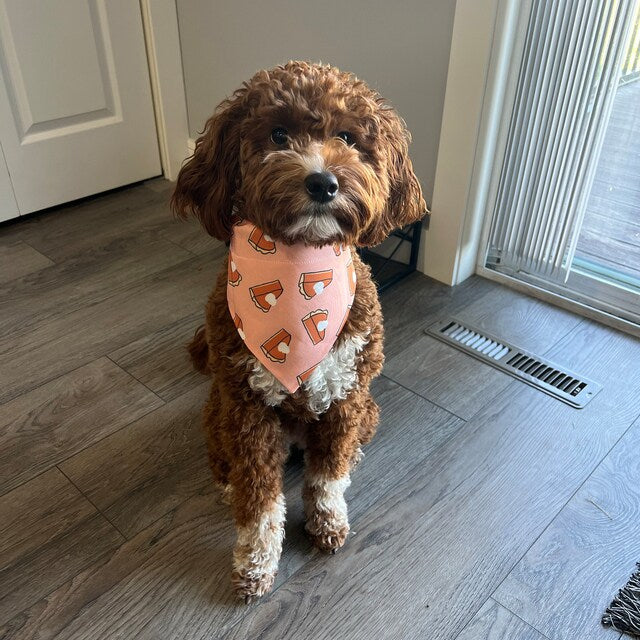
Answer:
xmin=576 ymin=80 xmax=640 ymax=281
xmin=1 ymin=180 xmax=639 ymax=640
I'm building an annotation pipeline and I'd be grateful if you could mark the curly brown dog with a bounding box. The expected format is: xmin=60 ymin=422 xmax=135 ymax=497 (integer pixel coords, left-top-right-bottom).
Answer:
xmin=172 ymin=61 xmax=426 ymax=602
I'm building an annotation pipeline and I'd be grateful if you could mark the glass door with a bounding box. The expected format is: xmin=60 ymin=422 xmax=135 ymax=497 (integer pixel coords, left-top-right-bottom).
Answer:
xmin=571 ymin=22 xmax=640 ymax=313
xmin=481 ymin=0 xmax=640 ymax=327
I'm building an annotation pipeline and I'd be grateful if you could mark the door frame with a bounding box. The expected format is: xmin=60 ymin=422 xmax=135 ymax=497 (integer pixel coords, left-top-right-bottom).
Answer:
xmin=419 ymin=0 xmax=519 ymax=286
xmin=139 ymin=0 xmax=189 ymax=181
xmin=0 ymin=141 xmax=18 ymax=220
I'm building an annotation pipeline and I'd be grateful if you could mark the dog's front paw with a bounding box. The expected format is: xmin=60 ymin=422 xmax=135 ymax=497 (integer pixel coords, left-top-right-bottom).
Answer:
xmin=231 ymin=495 xmax=285 ymax=603
xmin=231 ymin=565 xmax=277 ymax=604
xmin=305 ymin=512 xmax=349 ymax=553
xmin=303 ymin=474 xmax=351 ymax=553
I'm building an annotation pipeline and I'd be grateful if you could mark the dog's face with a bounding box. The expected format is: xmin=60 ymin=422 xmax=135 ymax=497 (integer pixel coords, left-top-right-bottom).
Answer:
xmin=172 ymin=61 xmax=426 ymax=247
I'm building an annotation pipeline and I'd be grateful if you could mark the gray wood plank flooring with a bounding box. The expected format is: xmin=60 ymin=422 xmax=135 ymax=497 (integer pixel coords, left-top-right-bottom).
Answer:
xmin=0 ymin=241 xmax=53 ymax=284
xmin=0 ymin=249 xmax=224 ymax=404
xmin=0 ymin=179 xmax=638 ymax=640
xmin=0 ymin=232 xmax=193 ymax=342
xmin=108 ymin=313 xmax=206 ymax=402
xmin=59 ymin=383 xmax=212 ymax=538
xmin=0 ymin=357 xmax=162 ymax=495
xmin=0 ymin=469 xmax=123 ymax=623
xmin=383 ymin=335 xmax=512 ymax=419
xmin=494 ymin=417 xmax=640 ymax=640
xmin=456 ymin=599 xmax=550 ymax=640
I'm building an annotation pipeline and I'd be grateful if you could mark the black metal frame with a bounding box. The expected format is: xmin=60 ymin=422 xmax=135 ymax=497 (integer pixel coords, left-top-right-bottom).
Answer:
xmin=358 ymin=220 xmax=423 ymax=291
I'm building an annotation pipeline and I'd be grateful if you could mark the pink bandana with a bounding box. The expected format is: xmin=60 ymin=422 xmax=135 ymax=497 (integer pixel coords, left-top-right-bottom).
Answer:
xmin=227 ymin=221 xmax=356 ymax=392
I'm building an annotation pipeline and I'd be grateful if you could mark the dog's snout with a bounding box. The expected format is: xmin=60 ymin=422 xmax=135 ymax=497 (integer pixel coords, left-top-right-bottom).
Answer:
xmin=304 ymin=171 xmax=339 ymax=204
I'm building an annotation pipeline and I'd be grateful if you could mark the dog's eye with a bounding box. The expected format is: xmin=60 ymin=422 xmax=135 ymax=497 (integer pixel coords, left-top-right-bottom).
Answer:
xmin=270 ymin=127 xmax=288 ymax=145
xmin=336 ymin=131 xmax=355 ymax=146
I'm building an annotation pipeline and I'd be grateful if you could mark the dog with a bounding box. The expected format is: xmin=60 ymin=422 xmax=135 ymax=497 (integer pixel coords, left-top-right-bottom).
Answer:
xmin=171 ymin=61 xmax=426 ymax=602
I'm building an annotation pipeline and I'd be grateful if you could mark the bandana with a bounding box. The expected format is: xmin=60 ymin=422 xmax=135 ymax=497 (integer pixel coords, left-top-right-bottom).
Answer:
xmin=227 ymin=221 xmax=356 ymax=392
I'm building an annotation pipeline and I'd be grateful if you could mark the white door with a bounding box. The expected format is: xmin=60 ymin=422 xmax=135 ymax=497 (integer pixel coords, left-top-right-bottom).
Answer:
xmin=0 ymin=0 xmax=161 ymax=220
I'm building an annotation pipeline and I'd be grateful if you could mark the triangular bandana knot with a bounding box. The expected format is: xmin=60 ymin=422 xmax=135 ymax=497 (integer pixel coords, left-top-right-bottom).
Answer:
xmin=227 ymin=221 xmax=356 ymax=392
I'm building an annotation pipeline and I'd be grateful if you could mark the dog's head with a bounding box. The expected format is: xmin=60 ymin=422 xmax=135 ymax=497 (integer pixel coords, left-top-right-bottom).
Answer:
xmin=172 ymin=61 xmax=427 ymax=247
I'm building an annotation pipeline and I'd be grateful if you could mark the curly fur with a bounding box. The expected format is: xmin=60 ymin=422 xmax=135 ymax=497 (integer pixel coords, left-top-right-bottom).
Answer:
xmin=245 ymin=332 xmax=368 ymax=413
xmin=172 ymin=61 xmax=427 ymax=601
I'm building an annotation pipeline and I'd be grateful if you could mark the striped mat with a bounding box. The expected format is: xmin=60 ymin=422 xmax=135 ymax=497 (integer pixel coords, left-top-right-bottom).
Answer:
xmin=603 ymin=564 xmax=640 ymax=637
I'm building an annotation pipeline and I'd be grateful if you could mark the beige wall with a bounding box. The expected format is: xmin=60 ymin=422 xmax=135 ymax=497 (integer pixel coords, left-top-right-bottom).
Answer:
xmin=176 ymin=0 xmax=456 ymax=203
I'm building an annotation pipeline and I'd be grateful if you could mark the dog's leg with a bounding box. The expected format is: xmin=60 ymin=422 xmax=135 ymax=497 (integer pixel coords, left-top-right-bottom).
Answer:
xmin=303 ymin=391 xmax=370 ymax=553
xmin=227 ymin=401 xmax=287 ymax=602
xmin=202 ymin=382 xmax=231 ymax=502
xmin=356 ymin=390 xmax=380 ymax=447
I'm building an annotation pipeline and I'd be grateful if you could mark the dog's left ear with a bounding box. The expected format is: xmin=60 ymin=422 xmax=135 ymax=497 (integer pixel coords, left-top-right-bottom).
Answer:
xmin=358 ymin=105 xmax=427 ymax=246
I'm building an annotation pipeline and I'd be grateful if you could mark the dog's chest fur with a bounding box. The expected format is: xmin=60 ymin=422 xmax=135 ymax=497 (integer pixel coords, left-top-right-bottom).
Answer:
xmin=246 ymin=333 xmax=368 ymax=415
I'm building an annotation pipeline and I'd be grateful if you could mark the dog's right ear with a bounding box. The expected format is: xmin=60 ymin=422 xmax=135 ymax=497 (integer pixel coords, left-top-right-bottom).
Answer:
xmin=171 ymin=93 xmax=246 ymax=241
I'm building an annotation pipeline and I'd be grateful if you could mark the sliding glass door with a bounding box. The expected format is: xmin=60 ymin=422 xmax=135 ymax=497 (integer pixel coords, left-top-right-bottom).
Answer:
xmin=481 ymin=0 xmax=640 ymax=326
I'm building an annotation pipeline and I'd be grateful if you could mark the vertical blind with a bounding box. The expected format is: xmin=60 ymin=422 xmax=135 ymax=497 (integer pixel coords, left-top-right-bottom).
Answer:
xmin=486 ymin=0 xmax=638 ymax=283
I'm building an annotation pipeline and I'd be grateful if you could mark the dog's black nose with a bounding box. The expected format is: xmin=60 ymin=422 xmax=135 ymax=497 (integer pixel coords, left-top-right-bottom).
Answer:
xmin=304 ymin=171 xmax=339 ymax=203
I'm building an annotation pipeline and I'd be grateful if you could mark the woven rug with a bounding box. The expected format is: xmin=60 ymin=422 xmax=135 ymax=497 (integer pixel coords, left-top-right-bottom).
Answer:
xmin=603 ymin=564 xmax=640 ymax=637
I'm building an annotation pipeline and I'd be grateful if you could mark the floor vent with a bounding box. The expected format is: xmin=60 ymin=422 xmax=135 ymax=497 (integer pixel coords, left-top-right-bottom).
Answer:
xmin=426 ymin=319 xmax=601 ymax=408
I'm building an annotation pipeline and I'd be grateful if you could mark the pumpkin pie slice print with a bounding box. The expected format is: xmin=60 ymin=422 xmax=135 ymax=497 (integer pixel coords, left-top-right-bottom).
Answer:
xmin=233 ymin=313 xmax=245 ymax=340
xmin=346 ymin=259 xmax=356 ymax=296
xmin=248 ymin=226 xmax=276 ymax=254
xmin=302 ymin=309 xmax=329 ymax=345
xmin=298 ymin=269 xmax=333 ymax=299
xmin=261 ymin=329 xmax=291 ymax=363
xmin=296 ymin=362 xmax=319 ymax=386
xmin=250 ymin=280 xmax=283 ymax=312
xmin=228 ymin=255 xmax=242 ymax=286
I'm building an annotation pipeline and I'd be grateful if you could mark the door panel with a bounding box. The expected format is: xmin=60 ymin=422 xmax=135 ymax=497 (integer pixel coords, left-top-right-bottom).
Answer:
xmin=0 ymin=0 xmax=161 ymax=216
